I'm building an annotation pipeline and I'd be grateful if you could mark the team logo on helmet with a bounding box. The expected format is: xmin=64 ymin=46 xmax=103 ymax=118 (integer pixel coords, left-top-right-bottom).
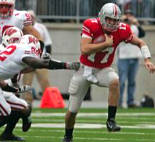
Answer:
xmin=2 ymin=26 xmax=23 ymax=47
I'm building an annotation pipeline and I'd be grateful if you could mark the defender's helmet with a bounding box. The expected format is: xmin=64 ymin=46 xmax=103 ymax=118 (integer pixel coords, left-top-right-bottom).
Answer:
xmin=0 ymin=0 xmax=15 ymax=18
xmin=99 ymin=3 xmax=121 ymax=32
xmin=20 ymin=34 xmax=41 ymax=56
xmin=2 ymin=26 xmax=23 ymax=47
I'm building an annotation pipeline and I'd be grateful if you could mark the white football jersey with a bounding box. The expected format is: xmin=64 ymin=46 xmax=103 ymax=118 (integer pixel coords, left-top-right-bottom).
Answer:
xmin=0 ymin=43 xmax=40 ymax=80
xmin=0 ymin=9 xmax=32 ymax=43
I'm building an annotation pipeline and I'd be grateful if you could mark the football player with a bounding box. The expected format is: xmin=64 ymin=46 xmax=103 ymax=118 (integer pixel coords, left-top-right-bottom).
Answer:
xmin=0 ymin=27 xmax=79 ymax=141
xmin=62 ymin=3 xmax=155 ymax=142
xmin=0 ymin=0 xmax=45 ymax=104
xmin=0 ymin=26 xmax=31 ymax=141
xmin=0 ymin=0 xmax=79 ymax=140
xmin=0 ymin=0 xmax=44 ymax=140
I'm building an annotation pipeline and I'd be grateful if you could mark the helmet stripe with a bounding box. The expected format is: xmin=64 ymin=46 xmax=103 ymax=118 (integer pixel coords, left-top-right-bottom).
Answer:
xmin=113 ymin=4 xmax=118 ymax=17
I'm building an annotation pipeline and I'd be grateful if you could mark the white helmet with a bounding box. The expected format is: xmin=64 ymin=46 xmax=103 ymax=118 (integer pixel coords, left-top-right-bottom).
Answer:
xmin=20 ymin=34 xmax=41 ymax=55
xmin=99 ymin=3 xmax=121 ymax=32
xmin=0 ymin=0 xmax=15 ymax=18
xmin=2 ymin=26 xmax=23 ymax=47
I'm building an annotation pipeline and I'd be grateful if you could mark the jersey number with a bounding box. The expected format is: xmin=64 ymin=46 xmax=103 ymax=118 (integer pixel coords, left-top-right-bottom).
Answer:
xmin=0 ymin=45 xmax=16 ymax=61
xmin=88 ymin=47 xmax=114 ymax=64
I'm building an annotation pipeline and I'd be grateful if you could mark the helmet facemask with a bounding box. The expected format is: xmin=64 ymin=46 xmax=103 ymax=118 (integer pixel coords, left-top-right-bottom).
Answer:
xmin=99 ymin=3 xmax=121 ymax=33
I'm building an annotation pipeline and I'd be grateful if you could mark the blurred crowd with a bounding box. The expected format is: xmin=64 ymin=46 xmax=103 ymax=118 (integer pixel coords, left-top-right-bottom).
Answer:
xmin=15 ymin=0 xmax=155 ymax=24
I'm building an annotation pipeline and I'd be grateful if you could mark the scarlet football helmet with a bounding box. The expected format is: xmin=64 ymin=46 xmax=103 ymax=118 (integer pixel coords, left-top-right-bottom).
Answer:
xmin=99 ymin=3 xmax=121 ymax=32
xmin=2 ymin=26 xmax=23 ymax=47
xmin=0 ymin=0 xmax=15 ymax=18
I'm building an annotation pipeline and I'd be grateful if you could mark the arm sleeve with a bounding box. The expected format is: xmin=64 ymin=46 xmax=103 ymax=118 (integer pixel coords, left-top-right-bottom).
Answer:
xmin=81 ymin=19 xmax=93 ymax=38
xmin=119 ymin=23 xmax=133 ymax=43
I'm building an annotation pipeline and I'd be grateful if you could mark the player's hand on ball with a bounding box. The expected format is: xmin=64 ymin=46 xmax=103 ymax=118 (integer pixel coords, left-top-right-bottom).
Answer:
xmin=104 ymin=34 xmax=113 ymax=47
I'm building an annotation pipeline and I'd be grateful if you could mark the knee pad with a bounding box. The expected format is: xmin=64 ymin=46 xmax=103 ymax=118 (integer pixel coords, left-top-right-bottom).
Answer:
xmin=68 ymin=75 xmax=82 ymax=95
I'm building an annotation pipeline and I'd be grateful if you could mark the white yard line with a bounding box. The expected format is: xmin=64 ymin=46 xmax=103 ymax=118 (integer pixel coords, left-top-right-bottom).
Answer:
xmin=25 ymin=129 xmax=152 ymax=135
xmin=16 ymin=123 xmax=155 ymax=129
xmin=32 ymin=112 xmax=155 ymax=117
xmin=23 ymin=135 xmax=155 ymax=141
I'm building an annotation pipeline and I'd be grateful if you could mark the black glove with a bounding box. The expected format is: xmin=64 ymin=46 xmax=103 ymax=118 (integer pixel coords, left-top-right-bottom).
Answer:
xmin=45 ymin=45 xmax=52 ymax=54
xmin=39 ymin=40 xmax=45 ymax=51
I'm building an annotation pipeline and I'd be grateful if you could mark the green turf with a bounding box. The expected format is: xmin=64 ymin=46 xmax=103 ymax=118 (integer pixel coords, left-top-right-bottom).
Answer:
xmin=1 ymin=108 xmax=155 ymax=142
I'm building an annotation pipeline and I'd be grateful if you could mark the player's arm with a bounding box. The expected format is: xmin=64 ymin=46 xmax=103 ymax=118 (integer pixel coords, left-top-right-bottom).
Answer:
xmin=130 ymin=35 xmax=155 ymax=73
xmin=22 ymin=57 xmax=67 ymax=69
xmin=22 ymin=57 xmax=80 ymax=70
xmin=22 ymin=25 xmax=43 ymax=41
xmin=20 ymin=67 xmax=35 ymax=74
xmin=80 ymin=34 xmax=113 ymax=55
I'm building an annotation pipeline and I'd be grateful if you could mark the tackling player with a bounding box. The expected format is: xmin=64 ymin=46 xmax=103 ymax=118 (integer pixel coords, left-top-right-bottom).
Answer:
xmin=62 ymin=3 xmax=155 ymax=142
xmin=0 ymin=0 xmax=44 ymax=140
xmin=0 ymin=27 xmax=79 ymax=141
xmin=0 ymin=0 xmax=79 ymax=140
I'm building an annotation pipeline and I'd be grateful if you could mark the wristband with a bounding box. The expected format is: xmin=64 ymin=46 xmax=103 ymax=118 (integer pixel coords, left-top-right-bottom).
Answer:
xmin=141 ymin=45 xmax=151 ymax=59
xmin=48 ymin=59 xmax=65 ymax=69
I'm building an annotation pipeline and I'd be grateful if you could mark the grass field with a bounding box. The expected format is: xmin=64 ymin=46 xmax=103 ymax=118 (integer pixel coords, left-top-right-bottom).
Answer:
xmin=1 ymin=108 xmax=155 ymax=142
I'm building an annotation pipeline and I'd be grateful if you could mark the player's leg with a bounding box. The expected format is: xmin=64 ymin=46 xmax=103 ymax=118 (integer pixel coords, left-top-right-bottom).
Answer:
xmin=0 ymin=89 xmax=11 ymax=127
xmin=63 ymin=70 xmax=90 ymax=142
xmin=6 ymin=92 xmax=32 ymax=132
xmin=22 ymin=72 xmax=34 ymax=104
xmin=0 ymin=90 xmax=23 ymax=141
xmin=0 ymin=92 xmax=31 ymax=141
xmin=127 ymin=59 xmax=139 ymax=107
xmin=117 ymin=59 xmax=129 ymax=107
xmin=97 ymin=67 xmax=121 ymax=132
xmin=0 ymin=110 xmax=24 ymax=141
xmin=36 ymin=69 xmax=50 ymax=94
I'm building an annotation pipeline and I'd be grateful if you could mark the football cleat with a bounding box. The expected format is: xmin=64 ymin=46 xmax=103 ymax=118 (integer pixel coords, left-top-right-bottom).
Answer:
xmin=62 ymin=136 xmax=73 ymax=142
xmin=106 ymin=119 xmax=121 ymax=132
xmin=66 ymin=62 xmax=80 ymax=70
xmin=0 ymin=133 xmax=24 ymax=141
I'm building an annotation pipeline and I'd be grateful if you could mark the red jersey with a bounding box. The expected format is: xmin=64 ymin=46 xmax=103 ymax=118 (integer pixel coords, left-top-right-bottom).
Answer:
xmin=80 ymin=18 xmax=133 ymax=69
